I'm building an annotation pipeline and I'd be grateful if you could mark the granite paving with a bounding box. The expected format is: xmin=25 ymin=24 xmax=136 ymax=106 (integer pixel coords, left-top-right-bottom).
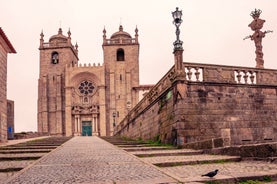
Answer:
xmin=5 ymin=136 xmax=178 ymax=184
xmin=161 ymin=161 xmax=277 ymax=183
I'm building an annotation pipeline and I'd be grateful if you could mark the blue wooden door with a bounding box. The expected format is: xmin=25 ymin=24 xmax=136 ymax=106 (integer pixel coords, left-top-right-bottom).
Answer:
xmin=82 ymin=121 xmax=92 ymax=136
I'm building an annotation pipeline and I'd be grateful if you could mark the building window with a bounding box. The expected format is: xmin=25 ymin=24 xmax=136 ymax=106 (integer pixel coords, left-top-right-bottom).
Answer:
xmin=116 ymin=48 xmax=125 ymax=61
xmin=78 ymin=80 xmax=94 ymax=95
xmin=51 ymin=52 xmax=59 ymax=64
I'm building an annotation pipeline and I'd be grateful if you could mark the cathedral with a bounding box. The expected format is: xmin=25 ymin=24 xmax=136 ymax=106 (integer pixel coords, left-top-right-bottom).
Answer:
xmin=37 ymin=25 xmax=144 ymax=136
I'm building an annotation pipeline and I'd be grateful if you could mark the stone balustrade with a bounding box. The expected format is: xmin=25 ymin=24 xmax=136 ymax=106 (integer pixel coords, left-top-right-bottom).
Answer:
xmin=104 ymin=38 xmax=137 ymax=45
xmin=183 ymin=62 xmax=277 ymax=85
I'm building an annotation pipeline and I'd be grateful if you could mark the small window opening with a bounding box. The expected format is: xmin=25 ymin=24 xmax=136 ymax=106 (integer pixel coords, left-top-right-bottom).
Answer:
xmin=51 ymin=52 xmax=59 ymax=64
xmin=116 ymin=49 xmax=125 ymax=61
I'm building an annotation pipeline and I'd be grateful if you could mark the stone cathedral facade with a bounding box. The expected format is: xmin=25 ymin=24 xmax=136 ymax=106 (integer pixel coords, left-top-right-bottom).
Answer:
xmin=37 ymin=26 xmax=141 ymax=136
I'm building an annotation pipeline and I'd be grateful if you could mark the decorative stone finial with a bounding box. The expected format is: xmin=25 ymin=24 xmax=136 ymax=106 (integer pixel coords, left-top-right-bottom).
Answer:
xmin=58 ymin=28 xmax=62 ymax=34
xmin=135 ymin=26 xmax=138 ymax=35
xmin=103 ymin=27 xmax=107 ymax=44
xmin=40 ymin=30 xmax=44 ymax=47
xmin=103 ymin=27 xmax=106 ymax=38
xmin=119 ymin=25 xmax=123 ymax=32
xmin=40 ymin=30 xmax=44 ymax=39
xmin=135 ymin=26 xmax=138 ymax=43
xmin=75 ymin=42 xmax=78 ymax=50
xmin=67 ymin=28 xmax=71 ymax=38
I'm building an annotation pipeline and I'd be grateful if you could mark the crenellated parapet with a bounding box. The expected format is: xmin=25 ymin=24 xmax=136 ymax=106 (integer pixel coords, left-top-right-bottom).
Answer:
xmin=66 ymin=62 xmax=103 ymax=68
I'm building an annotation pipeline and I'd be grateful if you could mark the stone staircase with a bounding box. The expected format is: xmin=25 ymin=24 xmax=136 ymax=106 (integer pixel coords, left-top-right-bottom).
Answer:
xmin=0 ymin=137 xmax=71 ymax=181
xmin=102 ymin=137 xmax=277 ymax=183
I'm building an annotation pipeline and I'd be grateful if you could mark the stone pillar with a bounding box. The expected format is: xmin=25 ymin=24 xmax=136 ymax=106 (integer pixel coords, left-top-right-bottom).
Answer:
xmin=74 ymin=115 xmax=79 ymax=136
xmin=77 ymin=115 xmax=81 ymax=136
xmin=65 ymin=87 xmax=72 ymax=136
xmin=95 ymin=115 xmax=98 ymax=135
xmin=174 ymin=49 xmax=184 ymax=71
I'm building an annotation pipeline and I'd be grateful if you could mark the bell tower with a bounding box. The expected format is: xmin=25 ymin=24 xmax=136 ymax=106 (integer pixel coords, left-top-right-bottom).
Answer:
xmin=102 ymin=25 xmax=140 ymax=135
xmin=37 ymin=28 xmax=79 ymax=135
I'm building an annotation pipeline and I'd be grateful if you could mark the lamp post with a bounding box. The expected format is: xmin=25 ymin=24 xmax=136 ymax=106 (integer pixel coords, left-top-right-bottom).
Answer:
xmin=172 ymin=7 xmax=183 ymax=51
xmin=172 ymin=7 xmax=184 ymax=71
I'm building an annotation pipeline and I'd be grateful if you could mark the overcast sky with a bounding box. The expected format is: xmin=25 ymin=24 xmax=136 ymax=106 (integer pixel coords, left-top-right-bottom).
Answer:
xmin=1 ymin=0 xmax=277 ymax=132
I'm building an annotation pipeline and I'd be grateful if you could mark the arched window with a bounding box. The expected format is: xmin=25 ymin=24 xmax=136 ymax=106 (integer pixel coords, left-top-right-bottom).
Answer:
xmin=116 ymin=48 xmax=125 ymax=61
xmin=51 ymin=51 xmax=59 ymax=64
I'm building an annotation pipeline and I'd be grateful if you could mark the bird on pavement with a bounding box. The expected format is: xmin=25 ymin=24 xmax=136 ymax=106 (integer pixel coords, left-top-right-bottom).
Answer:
xmin=201 ymin=169 xmax=219 ymax=178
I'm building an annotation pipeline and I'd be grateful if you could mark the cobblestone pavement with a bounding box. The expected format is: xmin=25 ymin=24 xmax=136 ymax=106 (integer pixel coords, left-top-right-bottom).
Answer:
xmin=160 ymin=161 xmax=277 ymax=183
xmin=5 ymin=136 xmax=178 ymax=184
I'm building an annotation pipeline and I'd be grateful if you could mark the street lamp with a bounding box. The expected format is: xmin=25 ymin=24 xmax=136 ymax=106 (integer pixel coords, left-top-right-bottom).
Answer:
xmin=112 ymin=112 xmax=116 ymax=127
xmin=172 ymin=7 xmax=183 ymax=51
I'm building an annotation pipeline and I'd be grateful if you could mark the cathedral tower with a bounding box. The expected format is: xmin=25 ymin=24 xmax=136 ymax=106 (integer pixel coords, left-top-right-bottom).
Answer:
xmin=102 ymin=25 xmax=140 ymax=135
xmin=37 ymin=28 xmax=78 ymax=135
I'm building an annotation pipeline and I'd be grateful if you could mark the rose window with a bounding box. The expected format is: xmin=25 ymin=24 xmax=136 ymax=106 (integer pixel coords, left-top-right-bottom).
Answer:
xmin=78 ymin=81 xmax=94 ymax=95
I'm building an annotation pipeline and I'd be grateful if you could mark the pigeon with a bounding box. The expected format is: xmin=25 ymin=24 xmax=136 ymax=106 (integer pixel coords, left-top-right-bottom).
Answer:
xmin=201 ymin=169 xmax=218 ymax=178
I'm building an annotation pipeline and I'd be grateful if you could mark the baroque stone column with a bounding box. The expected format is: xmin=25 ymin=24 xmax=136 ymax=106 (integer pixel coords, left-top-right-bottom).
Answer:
xmin=245 ymin=9 xmax=273 ymax=68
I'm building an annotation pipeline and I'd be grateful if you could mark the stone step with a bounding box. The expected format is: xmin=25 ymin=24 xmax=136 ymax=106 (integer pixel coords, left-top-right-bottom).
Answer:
xmin=0 ymin=153 xmax=45 ymax=161
xmin=141 ymin=155 xmax=241 ymax=167
xmin=107 ymin=141 xmax=147 ymax=145
xmin=0 ymin=156 xmax=42 ymax=161
xmin=117 ymin=144 xmax=152 ymax=147
xmin=13 ymin=143 xmax=62 ymax=147
xmin=133 ymin=149 xmax=203 ymax=157
xmin=123 ymin=146 xmax=174 ymax=152
xmin=0 ymin=146 xmax=57 ymax=150
xmin=0 ymin=149 xmax=52 ymax=154
xmin=0 ymin=168 xmax=22 ymax=172
xmin=0 ymin=160 xmax=35 ymax=170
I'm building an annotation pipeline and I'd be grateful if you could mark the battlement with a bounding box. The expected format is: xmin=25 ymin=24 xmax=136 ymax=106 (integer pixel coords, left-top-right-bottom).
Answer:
xmin=66 ymin=62 xmax=103 ymax=68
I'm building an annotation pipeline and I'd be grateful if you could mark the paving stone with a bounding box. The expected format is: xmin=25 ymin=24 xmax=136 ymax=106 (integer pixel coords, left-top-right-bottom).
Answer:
xmin=161 ymin=161 xmax=277 ymax=183
xmin=5 ymin=137 xmax=178 ymax=184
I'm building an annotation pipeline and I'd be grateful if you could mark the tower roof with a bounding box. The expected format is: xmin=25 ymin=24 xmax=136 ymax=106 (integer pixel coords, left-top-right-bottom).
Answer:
xmin=49 ymin=28 xmax=68 ymax=42
xmin=110 ymin=25 xmax=131 ymax=39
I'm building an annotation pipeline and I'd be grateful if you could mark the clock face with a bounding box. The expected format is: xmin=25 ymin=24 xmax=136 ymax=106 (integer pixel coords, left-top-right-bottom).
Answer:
xmin=78 ymin=80 xmax=94 ymax=95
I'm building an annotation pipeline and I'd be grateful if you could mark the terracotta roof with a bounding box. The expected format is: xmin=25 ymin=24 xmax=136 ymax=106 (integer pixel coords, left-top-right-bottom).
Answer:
xmin=0 ymin=27 xmax=16 ymax=53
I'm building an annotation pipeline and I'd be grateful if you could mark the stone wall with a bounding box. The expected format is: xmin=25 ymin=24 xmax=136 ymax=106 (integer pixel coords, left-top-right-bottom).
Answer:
xmin=0 ymin=40 xmax=8 ymax=143
xmin=0 ymin=29 xmax=16 ymax=143
xmin=7 ymin=100 xmax=14 ymax=140
xmin=115 ymin=62 xmax=277 ymax=147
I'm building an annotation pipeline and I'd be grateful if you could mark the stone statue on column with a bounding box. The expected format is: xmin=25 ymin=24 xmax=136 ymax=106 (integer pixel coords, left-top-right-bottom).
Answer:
xmin=244 ymin=9 xmax=273 ymax=68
